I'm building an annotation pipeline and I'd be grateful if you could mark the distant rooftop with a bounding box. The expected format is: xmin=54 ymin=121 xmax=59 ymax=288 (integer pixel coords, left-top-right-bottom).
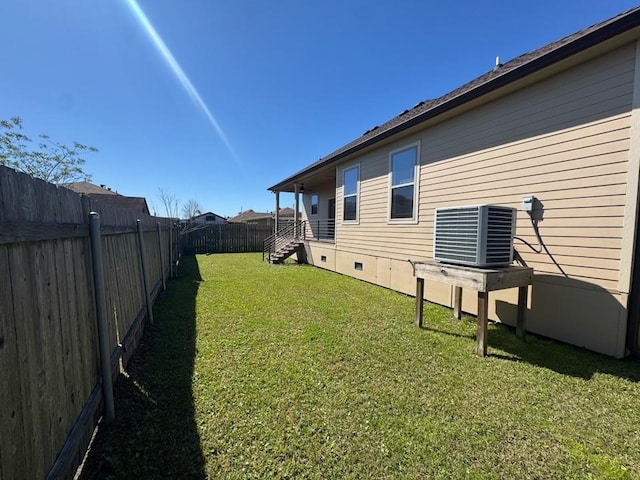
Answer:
xmin=60 ymin=181 xmax=150 ymax=215
xmin=228 ymin=209 xmax=272 ymax=223
xmin=60 ymin=181 xmax=118 ymax=195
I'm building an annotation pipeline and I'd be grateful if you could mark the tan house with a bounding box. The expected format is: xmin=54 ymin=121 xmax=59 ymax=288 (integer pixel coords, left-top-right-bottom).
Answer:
xmin=268 ymin=7 xmax=640 ymax=358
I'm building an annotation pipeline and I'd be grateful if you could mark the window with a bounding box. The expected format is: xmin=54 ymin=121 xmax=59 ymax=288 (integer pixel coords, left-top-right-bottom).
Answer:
xmin=311 ymin=194 xmax=318 ymax=215
xmin=343 ymin=165 xmax=359 ymax=221
xmin=205 ymin=215 xmax=215 ymax=222
xmin=354 ymin=262 xmax=363 ymax=271
xmin=390 ymin=144 xmax=418 ymax=221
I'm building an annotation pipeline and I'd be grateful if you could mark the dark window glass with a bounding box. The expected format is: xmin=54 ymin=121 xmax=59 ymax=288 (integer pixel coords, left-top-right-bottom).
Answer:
xmin=311 ymin=194 xmax=318 ymax=215
xmin=391 ymin=185 xmax=414 ymax=219
xmin=344 ymin=196 xmax=357 ymax=221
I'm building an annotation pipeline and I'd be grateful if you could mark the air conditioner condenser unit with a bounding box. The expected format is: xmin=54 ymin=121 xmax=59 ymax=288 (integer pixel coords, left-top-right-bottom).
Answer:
xmin=434 ymin=204 xmax=517 ymax=267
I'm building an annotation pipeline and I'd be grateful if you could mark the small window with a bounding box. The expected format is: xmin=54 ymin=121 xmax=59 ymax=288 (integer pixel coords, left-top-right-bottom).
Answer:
xmin=354 ymin=262 xmax=363 ymax=271
xmin=390 ymin=145 xmax=418 ymax=221
xmin=311 ymin=194 xmax=319 ymax=215
xmin=321 ymin=255 xmax=327 ymax=262
xmin=343 ymin=165 xmax=359 ymax=222
xmin=205 ymin=215 xmax=215 ymax=222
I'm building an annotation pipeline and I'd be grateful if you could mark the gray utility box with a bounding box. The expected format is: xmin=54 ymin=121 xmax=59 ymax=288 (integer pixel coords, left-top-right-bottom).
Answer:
xmin=434 ymin=205 xmax=517 ymax=267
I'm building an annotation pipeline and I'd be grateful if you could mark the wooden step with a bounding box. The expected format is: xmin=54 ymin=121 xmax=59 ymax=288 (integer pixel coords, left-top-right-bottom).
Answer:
xmin=268 ymin=240 xmax=304 ymax=264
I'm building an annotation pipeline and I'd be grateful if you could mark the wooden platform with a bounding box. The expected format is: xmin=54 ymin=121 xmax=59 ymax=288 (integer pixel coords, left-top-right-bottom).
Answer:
xmin=412 ymin=261 xmax=534 ymax=357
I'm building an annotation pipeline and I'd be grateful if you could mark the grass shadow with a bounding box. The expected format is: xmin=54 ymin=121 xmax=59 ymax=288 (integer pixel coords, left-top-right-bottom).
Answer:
xmin=78 ymin=255 xmax=206 ymax=479
xmin=487 ymin=321 xmax=640 ymax=382
xmin=491 ymin=274 xmax=640 ymax=382
xmin=419 ymin=323 xmax=475 ymax=340
xmin=418 ymin=300 xmax=640 ymax=382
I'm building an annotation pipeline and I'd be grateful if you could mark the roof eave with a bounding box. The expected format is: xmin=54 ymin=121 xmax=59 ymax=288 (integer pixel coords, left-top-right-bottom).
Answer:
xmin=268 ymin=8 xmax=640 ymax=192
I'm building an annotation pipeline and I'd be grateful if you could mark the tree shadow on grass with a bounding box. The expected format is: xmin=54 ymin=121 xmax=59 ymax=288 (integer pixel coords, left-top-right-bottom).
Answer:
xmin=79 ymin=255 xmax=206 ymax=479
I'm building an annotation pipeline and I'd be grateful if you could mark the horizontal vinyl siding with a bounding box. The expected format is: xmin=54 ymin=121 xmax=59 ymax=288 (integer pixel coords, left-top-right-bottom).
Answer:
xmin=335 ymin=42 xmax=634 ymax=296
xmin=425 ymin=46 xmax=635 ymax=164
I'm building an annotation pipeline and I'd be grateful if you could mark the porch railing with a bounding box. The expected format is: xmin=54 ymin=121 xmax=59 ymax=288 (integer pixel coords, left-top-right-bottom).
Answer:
xmin=262 ymin=220 xmax=306 ymax=261
xmin=304 ymin=219 xmax=336 ymax=242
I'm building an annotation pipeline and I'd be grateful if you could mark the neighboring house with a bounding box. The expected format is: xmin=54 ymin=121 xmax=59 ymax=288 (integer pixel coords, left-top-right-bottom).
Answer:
xmin=192 ymin=211 xmax=227 ymax=224
xmin=61 ymin=181 xmax=151 ymax=215
xmin=228 ymin=209 xmax=275 ymax=226
xmin=268 ymin=7 xmax=640 ymax=358
xmin=278 ymin=207 xmax=295 ymax=220
xmin=228 ymin=208 xmax=296 ymax=226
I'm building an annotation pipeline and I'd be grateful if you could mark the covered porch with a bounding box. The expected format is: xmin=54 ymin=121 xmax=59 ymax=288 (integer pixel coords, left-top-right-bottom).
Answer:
xmin=264 ymin=164 xmax=336 ymax=262
xmin=270 ymin=165 xmax=336 ymax=239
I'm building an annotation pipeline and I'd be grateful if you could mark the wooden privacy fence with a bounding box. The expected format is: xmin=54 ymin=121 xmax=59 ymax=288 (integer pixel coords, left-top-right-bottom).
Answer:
xmin=181 ymin=223 xmax=274 ymax=254
xmin=0 ymin=166 xmax=176 ymax=480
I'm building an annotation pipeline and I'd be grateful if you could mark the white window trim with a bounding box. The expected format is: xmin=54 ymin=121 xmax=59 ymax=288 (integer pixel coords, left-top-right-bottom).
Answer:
xmin=310 ymin=193 xmax=319 ymax=216
xmin=387 ymin=141 xmax=420 ymax=224
xmin=341 ymin=163 xmax=360 ymax=225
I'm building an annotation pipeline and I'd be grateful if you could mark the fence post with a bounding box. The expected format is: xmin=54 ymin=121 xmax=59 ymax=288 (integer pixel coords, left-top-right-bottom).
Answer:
xmin=137 ymin=219 xmax=154 ymax=324
xmin=88 ymin=212 xmax=115 ymax=423
xmin=157 ymin=222 xmax=166 ymax=291
xmin=169 ymin=223 xmax=174 ymax=278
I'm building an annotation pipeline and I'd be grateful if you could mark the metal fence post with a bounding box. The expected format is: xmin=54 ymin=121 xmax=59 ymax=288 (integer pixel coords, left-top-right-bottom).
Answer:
xmin=170 ymin=223 xmax=175 ymax=278
xmin=88 ymin=212 xmax=115 ymax=423
xmin=137 ymin=219 xmax=154 ymax=324
xmin=157 ymin=222 xmax=166 ymax=291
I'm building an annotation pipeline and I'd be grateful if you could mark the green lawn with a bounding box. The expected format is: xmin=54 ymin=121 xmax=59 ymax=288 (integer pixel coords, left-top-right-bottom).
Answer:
xmin=81 ymin=253 xmax=640 ymax=479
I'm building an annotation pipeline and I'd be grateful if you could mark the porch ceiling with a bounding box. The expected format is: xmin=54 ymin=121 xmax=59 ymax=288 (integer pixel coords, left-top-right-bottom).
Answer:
xmin=270 ymin=165 xmax=336 ymax=193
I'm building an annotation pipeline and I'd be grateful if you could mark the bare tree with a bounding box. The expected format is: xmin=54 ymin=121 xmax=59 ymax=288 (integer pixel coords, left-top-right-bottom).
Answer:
xmin=148 ymin=199 xmax=159 ymax=217
xmin=182 ymin=199 xmax=202 ymax=220
xmin=158 ymin=187 xmax=179 ymax=219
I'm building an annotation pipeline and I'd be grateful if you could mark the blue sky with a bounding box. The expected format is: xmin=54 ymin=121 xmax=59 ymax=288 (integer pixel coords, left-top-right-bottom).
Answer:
xmin=1 ymin=0 xmax=638 ymax=217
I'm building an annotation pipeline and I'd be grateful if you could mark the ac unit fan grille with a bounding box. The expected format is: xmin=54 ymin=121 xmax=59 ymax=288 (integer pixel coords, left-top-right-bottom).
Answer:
xmin=434 ymin=205 xmax=516 ymax=267
xmin=434 ymin=207 xmax=480 ymax=264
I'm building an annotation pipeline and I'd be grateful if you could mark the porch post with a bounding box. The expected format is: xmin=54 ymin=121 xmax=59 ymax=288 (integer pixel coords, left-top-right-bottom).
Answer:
xmin=275 ymin=190 xmax=280 ymax=233
xmin=294 ymin=183 xmax=300 ymax=223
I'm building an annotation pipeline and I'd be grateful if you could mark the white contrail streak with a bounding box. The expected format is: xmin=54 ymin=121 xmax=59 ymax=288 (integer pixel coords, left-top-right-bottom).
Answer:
xmin=125 ymin=0 xmax=239 ymax=161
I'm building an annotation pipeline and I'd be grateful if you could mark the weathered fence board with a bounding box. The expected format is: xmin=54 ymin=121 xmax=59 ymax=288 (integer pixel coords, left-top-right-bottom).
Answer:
xmin=0 ymin=165 xmax=174 ymax=480
xmin=42 ymin=243 xmax=66 ymax=472
xmin=9 ymin=242 xmax=44 ymax=477
xmin=55 ymin=240 xmax=83 ymax=441
xmin=0 ymin=245 xmax=24 ymax=480
xmin=181 ymin=223 xmax=273 ymax=254
xmin=72 ymin=237 xmax=99 ymax=410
